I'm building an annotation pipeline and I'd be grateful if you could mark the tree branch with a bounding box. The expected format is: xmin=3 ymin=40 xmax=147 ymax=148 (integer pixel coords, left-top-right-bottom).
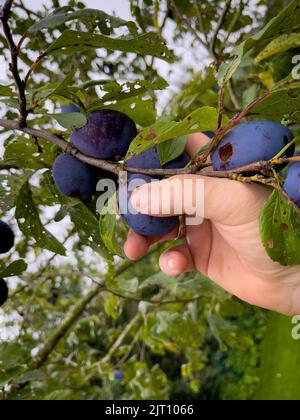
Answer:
xmin=209 ymin=0 xmax=232 ymax=62
xmin=0 ymin=0 xmax=27 ymax=127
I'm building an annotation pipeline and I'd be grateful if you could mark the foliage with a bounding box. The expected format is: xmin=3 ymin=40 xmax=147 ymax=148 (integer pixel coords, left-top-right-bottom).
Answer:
xmin=0 ymin=0 xmax=299 ymax=400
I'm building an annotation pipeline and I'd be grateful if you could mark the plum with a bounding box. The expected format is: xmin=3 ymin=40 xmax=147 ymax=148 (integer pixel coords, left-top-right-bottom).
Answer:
xmin=0 ymin=221 xmax=15 ymax=254
xmin=71 ymin=110 xmax=137 ymax=160
xmin=113 ymin=370 xmax=123 ymax=380
xmin=211 ymin=121 xmax=294 ymax=171
xmin=127 ymin=145 xmax=190 ymax=172
xmin=61 ymin=103 xmax=80 ymax=113
xmin=283 ymin=161 xmax=300 ymax=208
xmin=202 ymin=130 xmax=215 ymax=139
xmin=119 ymin=174 xmax=178 ymax=237
xmin=52 ymin=154 xmax=98 ymax=201
xmin=0 ymin=278 xmax=8 ymax=307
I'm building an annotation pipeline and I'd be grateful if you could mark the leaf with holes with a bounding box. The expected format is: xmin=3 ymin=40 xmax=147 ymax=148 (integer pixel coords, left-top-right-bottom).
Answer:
xmin=0 ymin=260 xmax=27 ymax=278
xmin=28 ymin=7 xmax=137 ymax=34
xmin=99 ymin=193 xmax=122 ymax=256
xmin=15 ymin=182 xmax=66 ymax=255
xmin=45 ymin=30 xmax=174 ymax=63
xmin=126 ymin=106 xmax=218 ymax=158
xmin=260 ymin=190 xmax=300 ymax=266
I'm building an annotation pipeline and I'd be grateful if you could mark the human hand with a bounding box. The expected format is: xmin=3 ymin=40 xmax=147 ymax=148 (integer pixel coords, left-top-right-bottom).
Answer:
xmin=124 ymin=133 xmax=300 ymax=315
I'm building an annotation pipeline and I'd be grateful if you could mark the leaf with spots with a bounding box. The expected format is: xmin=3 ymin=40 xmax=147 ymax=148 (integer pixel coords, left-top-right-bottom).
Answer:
xmin=45 ymin=30 xmax=174 ymax=63
xmin=260 ymin=190 xmax=300 ymax=266
xmin=63 ymin=202 xmax=109 ymax=258
xmin=15 ymin=182 xmax=66 ymax=255
xmin=126 ymin=106 xmax=218 ymax=159
xmin=99 ymin=193 xmax=122 ymax=257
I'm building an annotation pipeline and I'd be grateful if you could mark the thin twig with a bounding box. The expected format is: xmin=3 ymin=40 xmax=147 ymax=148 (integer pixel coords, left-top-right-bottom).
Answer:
xmin=0 ymin=0 xmax=27 ymax=127
xmin=209 ymin=0 xmax=232 ymax=62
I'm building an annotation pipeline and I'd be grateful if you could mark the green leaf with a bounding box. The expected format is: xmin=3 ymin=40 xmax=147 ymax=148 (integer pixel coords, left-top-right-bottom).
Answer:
xmin=157 ymin=136 xmax=188 ymax=166
xmin=13 ymin=370 xmax=46 ymax=385
xmin=0 ymin=342 xmax=28 ymax=370
xmin=15 ymin=182 xmax=66 ymax=255
xmin=50 ymin=112 xmax=87 ymax=129
xmin=249 ymin=85 xmax=300 ymax=123
xmin=45 ymin=390 xmax=73 ymax=400
xmin=63 ymin=202 xmax=108 ymax=257
xmin=255 ymin=33 xmax=300 ymax=63
xmin=99 ymin=194 xmax=122 ymax=256
xmin=0 ymin=260 xmax=27 ymax=278
xmin=0 ymin=85 xmax=16 ymax=97
xmin=28 ymin=7 xmax=137 ymax=34
xmin=89 ymin=94 xmax=156 ymax=127
xmin=260 ymin=190 xmax=300 ymax=265
xmin=126 ymin=106 xmax=218 ymax=158
xmin=218 ymin=0 xmax=300 ymax=86
xmin=4 ymin=135 xmax=58 ymax=170
xmin=45 ymin=30 xmax=174 ymax=63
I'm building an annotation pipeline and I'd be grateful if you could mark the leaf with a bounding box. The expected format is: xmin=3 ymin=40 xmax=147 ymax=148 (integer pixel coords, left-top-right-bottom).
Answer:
xmin=157 ymin=136 xmax=187 ymax=166
xmin=126 ymin=106 xmax=218 ymax=158
xmin=0 ymin=260 xmax=27 ymax=278
xmin=63 ymin=202 xmax=108 ymax=257
xmin=0 ymin=342 xmax=28 ymax=370
xmin=13 ymin=370 xmax=46 ymax=384
xmin=99 ymin=193 xmax=122 ymax=256
xmin=0 ymin=85 xmax=16 ymax=97
xmin=15 ymin=182 xmax=66 ymax=255
xmin=249 ymin=86 xmax=300 ymax=123
xmin=28 ymin=7 xmax=137 ymax=34
xmin=260 ymin=190 xmax=300 ymax=265
xmin=4 ymin=135 xmax=58 ymax=170
xmin=255 ymin=33 xmax=300 ymax=63
xmin=50 ymin=112 xmax=87 ymax=129
xmin=45 ymin=30 xmax=174 ymax=63
xmin=104 ymin=294 xmax=120 ymax=319
xmin=89 ymin=95 xmax=156 ymax=127
xmin=218 ymin=0 xmax=300 ymax=86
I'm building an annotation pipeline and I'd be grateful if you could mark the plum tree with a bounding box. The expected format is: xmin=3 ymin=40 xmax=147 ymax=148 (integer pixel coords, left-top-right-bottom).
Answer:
xmin=61 ymin=104 xmax=80 ymax=113
xmin=119 ymin=174 xmax=178 ymax=237
xmin=71 ymin=110 xmax=137 ymax=160
xmin=0 ymin=221 xmax=15 ymax=254
xmin=0 ymin=278 xmax=8 ymax=307
xmin=211 ymin=120 xmax=294 ymax=171
xmin=52 ymin=154 xmax=98 ymax=201
xmin=283 ymin=162 xmax=300 ymax=208
xmin=127 ymin=145 xmax=190 ymax=171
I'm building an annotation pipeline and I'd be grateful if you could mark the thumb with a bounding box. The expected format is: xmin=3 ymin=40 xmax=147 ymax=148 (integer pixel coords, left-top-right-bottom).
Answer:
xmin=131 ymin=175 xmax=270 ymax=225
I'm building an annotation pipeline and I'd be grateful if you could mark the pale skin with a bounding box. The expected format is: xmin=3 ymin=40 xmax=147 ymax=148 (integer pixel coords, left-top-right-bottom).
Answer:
xmin=124 ymin=132 xmax=300 ymax=316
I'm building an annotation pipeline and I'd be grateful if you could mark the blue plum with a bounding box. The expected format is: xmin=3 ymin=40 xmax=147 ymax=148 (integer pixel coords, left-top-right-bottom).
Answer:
xmin=211 ymin=121 xmax=294 ymax=171
xmin=113 ymin=370 xmax=123 ymax=380
xmin=202 ymin=130 xmax=215 ymax=139
xmin=283 ymin=161 xmax=300 ymax=208
xmin=0 ymin=278 xmax=8 ymax=307
xmin=71 ymin=110 xmax=137 ymax=160
xmin=61 ymin=103 xmax=80 ymax=113
xmin=119 ymin=174 xmax=178 ymax=237
xmin=0 ymin=221 xmax=15 ymax=254
xmin=52 ymin=154 xmax=98 ymax=201
xmin=127 ymin=145 xmax=190 ymax=172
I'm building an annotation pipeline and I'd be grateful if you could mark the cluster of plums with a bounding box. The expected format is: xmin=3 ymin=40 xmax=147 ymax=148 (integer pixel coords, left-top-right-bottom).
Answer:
xmin=53 ymin=109 xmax=299 ymax=239
xmin=0 ymin=221 xmax=15 ymax=307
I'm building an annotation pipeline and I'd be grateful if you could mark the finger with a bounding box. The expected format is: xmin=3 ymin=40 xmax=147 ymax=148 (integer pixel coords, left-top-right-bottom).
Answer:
xmin=124 ymin=225 xmax=178 ymax=261
xmin=159 ymin=244 xmax=195 ymax=276
xmin=131 ymin=174 xmax=270 ymax=225
xmin=187 ymin=132 xmax=211 ymax=158
xmin=124 ymin=230 xmax=149 ymax=261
